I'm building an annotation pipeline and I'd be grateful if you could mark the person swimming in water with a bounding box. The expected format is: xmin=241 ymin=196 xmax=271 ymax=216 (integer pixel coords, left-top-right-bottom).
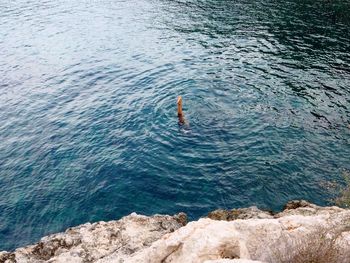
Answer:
xmin=177 ymin=96 xmax=185 ymax=125
xmin=177 ymin=96 xmax=191 ymax=133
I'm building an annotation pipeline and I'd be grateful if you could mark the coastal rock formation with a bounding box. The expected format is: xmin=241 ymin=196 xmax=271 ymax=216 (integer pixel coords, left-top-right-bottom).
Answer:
xmin=1 ymin=201 xmax=350 ymax=263
xmin=0 ymin=213 xmax=187 ymax=263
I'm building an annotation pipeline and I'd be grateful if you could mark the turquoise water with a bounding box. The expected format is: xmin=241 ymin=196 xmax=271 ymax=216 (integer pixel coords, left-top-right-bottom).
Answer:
xmin=1 ymin=0 xmax=350 ymax=251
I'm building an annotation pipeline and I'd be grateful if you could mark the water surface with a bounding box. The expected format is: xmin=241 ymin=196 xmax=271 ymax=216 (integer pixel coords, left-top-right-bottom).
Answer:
xmin=0 ymin=0 xmax=350 ymax=251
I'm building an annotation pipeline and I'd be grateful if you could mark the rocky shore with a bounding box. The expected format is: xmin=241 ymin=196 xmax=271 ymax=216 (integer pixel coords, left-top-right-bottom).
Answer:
xmin=1 ymin=200 xmax=350 ymax=263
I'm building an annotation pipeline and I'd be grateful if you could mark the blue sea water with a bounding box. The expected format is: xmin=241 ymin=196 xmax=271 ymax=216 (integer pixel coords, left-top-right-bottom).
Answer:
xmin=0 ymin=0 xmax=349 ymax=251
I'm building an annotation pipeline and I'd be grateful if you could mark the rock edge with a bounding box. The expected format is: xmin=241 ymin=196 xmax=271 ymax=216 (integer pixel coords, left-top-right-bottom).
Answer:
xmin=1 ymin=201 xmax=350 ymax=263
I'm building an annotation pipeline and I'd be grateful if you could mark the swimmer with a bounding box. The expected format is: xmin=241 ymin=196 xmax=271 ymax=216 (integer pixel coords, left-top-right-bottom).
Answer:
xmin=177 ymin=96 xmax=185 ymax=125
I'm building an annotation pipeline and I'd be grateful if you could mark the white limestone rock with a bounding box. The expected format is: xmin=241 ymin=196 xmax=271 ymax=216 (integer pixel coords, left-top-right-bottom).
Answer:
xmin=1 ymin=201 xmax=349 ymax=263
xmin=0 ymin=212 xmax=187 ymax=263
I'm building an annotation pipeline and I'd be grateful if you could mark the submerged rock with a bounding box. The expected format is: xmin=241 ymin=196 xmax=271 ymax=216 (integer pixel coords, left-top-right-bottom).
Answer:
xmin=1 ymin=201 xmax=350 ymax=263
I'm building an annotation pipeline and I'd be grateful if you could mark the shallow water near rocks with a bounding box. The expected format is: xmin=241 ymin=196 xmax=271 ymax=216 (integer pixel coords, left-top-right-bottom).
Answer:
xmin=0 ymin=0 xmax=350 ymax=251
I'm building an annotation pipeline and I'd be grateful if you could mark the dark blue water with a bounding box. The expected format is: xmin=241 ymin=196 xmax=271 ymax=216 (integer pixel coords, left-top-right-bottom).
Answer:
xmin=1 ymin=0 xmax=350 ymax=251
